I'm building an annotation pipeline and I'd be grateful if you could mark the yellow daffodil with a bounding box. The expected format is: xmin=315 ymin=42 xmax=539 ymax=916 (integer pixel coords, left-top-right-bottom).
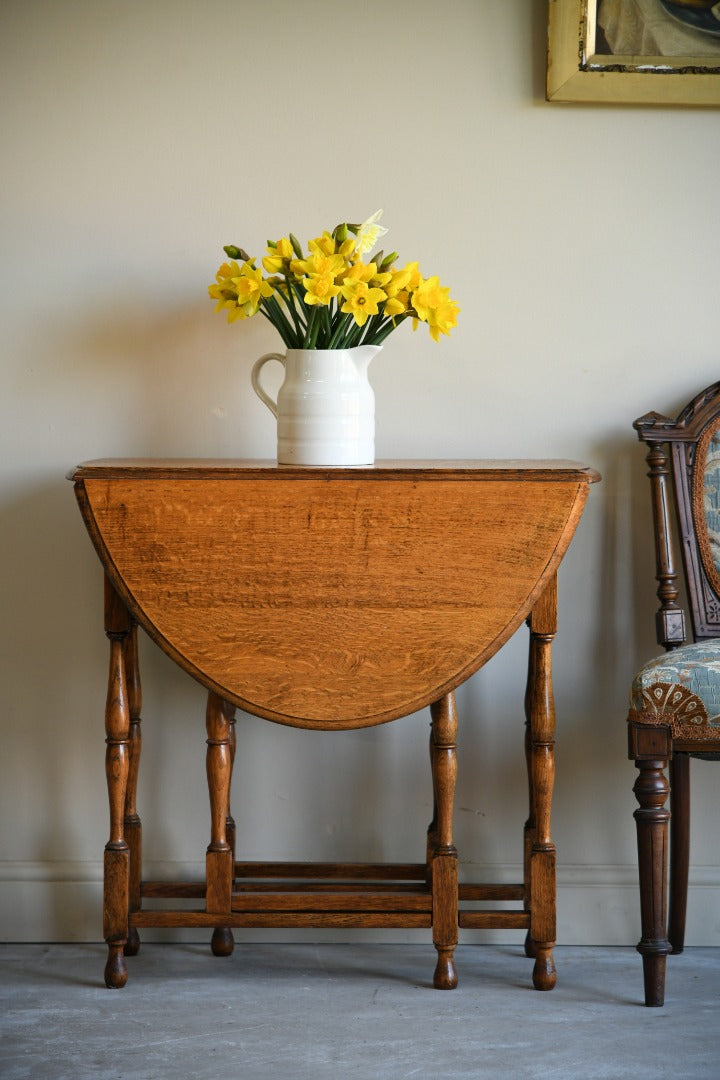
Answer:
xmin=308 ymin=232 xmax=338 ymax=258
xmin=384 ymin=294 xmax=410 ymax=318
xmin=227 ymin=260 xmax=274 ymax=319
xmin=340 ymin=279 xmax=387 ymax=327
xmin=428 ymin=297 xmax=460 ymax=341
xmin=411 ymin=276 xmax=460 ymax=341
xmin=210 ymin=214 xmax=457 ymax=347
xmin=342 ymin=261 xmax=380 ymax=286
xmin=262 ymin=236 xmax=294 ymax=274
xmin=294 ymin=251 xmax=346 ymax=279
xmin=208 ymin=260 xmax=243 ymax=322
xmin=303 ymin=272 xmax=341 ymax=306
xmin=379 ymin=263 xmax=417 ymax=318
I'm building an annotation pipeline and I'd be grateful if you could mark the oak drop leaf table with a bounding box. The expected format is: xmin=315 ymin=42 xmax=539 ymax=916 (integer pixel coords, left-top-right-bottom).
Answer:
xmin=70 ymin=459 xmax=599 ymax=990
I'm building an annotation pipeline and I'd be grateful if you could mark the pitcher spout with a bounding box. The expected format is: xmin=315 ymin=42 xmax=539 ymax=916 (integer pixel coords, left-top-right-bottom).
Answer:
xmin=349 ymin=344 xmax=382 ymax=372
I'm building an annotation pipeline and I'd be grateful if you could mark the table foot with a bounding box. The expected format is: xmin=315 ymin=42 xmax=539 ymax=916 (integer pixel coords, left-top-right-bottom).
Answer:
xmin=211 ymin=927 xmax=235 ymax=956
xmin=641 ymin=951 xmax=667 ymax=1007
xmin=124 ymin=927 xmax=140 ymax=956
xmin=433 ymin=948 xmax=458 ymax=989
xmin=531 ymin=947 xmax=557 ymax=990
xmin=104 ymin=944 xmax=128 ymax=988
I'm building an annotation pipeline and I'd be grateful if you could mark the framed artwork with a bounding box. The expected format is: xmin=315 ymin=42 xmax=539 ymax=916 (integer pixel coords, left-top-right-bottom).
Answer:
xmin=547 ymin=0 xmax=720 ymax=105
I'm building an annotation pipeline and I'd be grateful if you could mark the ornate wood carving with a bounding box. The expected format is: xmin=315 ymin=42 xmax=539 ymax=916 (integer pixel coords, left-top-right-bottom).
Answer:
xmin=631 ymin=381 xmax=720 ymax=1005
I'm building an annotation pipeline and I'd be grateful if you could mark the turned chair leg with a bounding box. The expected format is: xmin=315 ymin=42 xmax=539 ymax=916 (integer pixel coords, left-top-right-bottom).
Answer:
xmin=633 ymin=758 xmax=672 ymax=1006
xmin=668 ymin=753 xmax=690 ymax=955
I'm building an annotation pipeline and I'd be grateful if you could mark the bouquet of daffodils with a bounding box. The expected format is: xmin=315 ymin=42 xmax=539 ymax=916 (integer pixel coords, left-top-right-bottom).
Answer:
xmin=209 ymin=211 xmax=459 ymax=350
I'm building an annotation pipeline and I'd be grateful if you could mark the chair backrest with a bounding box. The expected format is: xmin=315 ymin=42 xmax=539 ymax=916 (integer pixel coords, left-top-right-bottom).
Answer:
xmin=634 ymin=380 xmax=720 ymax=649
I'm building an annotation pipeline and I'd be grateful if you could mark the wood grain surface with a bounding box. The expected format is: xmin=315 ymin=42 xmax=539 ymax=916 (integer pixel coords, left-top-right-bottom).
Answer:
xmin=74 ymin=462 xmax=596 ymax=728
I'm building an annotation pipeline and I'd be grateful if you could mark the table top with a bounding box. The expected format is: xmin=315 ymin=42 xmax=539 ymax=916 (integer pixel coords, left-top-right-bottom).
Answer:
xmin=71 ymin=458 xmax=601 ymax=482
xmin=72 ymin=459 xmax=599 ymax=729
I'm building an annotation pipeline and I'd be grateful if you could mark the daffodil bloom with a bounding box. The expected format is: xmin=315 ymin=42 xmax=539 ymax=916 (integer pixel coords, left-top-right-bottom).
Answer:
xmin=342 ymin=261 xmax=380 ymax=287
xmin=303 ymin=272 xmax=341 ymax=306
xmin=411 ymin=276 xmax=460 ymax=341
xmin=428 ymin=297 xmax=460 ymax=341
xmin=411 ymin=276 xmax=450 ymax=322
xmin=308 ymin=232 xmax=338 ymax=258
xmin=262 ymin=236 xmax=294 ymax=274
xmin=385 ymin=267 xmax=412 ymax=296
xmin=340 ymin=279 xmax=387 ymax=327
xmin=402 ymin=261 xmax=423 ymax=291
xmin=384 ymin=294 xmax=410 ymax=318
xmin=210 ymin=214 xmax=458 ymax=347
xmin=369 ymin=267 xmax=392 ymax=291
xmin=354 ymin=210 xmax=388 ymax=257
xmin=230 ymin=260 xmax=274 ymax=318
xmin=208 ymin=260 xmax=243 ymax=321
xmin=290 ymin=251 xmax=346 ymax=282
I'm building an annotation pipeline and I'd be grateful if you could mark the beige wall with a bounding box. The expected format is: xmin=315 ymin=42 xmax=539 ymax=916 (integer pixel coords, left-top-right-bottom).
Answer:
xmin=2 ymin=0 xmax=719 ymax=946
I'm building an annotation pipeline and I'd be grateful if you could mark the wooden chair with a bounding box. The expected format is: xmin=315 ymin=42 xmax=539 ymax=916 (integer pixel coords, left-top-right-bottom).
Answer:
xmin=628 ymin=380 xmax=720 ymax=1006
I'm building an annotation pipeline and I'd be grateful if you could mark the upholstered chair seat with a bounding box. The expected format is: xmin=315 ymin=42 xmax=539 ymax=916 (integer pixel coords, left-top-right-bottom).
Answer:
xmin=630 ymin=639 xmax=720 ymax=741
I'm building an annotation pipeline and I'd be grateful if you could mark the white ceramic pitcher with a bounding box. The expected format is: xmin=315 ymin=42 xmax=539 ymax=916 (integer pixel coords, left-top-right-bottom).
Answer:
xmin=251 ymin=345 xmax=380 ymax=466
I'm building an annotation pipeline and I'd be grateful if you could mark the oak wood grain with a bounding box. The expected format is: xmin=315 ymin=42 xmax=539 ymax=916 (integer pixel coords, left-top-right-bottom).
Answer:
xmin=74 ymin=464 xmax=593 ymax=729
xmin=72 ymin=459 xmax=597 ymax=991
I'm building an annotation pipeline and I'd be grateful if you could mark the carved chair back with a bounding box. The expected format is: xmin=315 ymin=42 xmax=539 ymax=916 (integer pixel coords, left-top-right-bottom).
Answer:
xmin=634 ymin=380 xmax=720 ymax=650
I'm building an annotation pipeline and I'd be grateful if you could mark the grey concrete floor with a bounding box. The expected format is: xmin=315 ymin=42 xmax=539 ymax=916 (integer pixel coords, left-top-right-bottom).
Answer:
xmin=1 ymin=943 xmax=719 ymax=1079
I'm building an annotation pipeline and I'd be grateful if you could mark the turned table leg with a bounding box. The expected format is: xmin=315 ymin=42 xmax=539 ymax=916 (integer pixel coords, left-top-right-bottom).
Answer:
xmin=425 ymin=723 xmax=438 ymax=886
xmin=527 ymin=576 xmax=558 ymax=991
xmin=103 ymin=578 xmax=132 ymax=988
xmin=523 ymin=620 xmax=537 ymax=959
xmin=123 ymin=623 xmax=142 ymax=957
xmin=430 ymin=692 xmax=459 ymax=990
xmin=206 ymin=693 xmax=235 ymax=957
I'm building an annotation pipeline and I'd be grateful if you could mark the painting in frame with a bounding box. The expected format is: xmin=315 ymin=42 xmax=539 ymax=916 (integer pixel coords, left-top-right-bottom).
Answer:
xmin=547 ymin=0 xmax=720 ymax=105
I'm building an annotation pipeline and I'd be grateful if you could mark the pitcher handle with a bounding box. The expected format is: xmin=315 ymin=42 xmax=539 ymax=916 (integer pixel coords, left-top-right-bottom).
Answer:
xmin=251 ymin=352 xmax=286 ymax=419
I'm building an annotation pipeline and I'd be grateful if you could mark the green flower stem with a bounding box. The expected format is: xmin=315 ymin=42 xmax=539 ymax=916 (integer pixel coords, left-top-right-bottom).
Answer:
xmin=326 ymin=311 xmax=355 ymax=349
xmin=303 ymin=305 xmax=323 ymax=349
xmin=262 ymin=295 xmax=300 ymax=348
xmin=258 ymin=306 xmax=293 ymax=348
xmin=283 ymin=275 xmax=308 ymax=340
xmin=374 ymin=312 xmax=411 ymax=344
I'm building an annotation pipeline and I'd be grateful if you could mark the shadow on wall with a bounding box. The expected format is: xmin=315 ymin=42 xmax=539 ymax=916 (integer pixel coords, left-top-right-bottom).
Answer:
xmin=0 ymin=294 xmax=289 ymax=936
xmin=8 ymin=298 xmax=281 ymax=463
xmin=544 ymin=428 xmax=678 ymax=870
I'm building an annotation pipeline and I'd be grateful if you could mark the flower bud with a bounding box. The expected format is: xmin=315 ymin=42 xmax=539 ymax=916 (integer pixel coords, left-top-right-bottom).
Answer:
xmin=223 ymin=244 xmax=250 ymax=261
xmin=380 ymin=251 xmax=399 ymax=269
xmin=289 ymin=233 xmax=304 ymax=258
xmin=333 ymin=222 xmax=349 ymax=243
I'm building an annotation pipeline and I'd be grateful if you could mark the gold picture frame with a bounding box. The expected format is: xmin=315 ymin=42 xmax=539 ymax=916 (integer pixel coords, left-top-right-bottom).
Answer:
xmin=547 ymin=0 xmax=720 ymax=105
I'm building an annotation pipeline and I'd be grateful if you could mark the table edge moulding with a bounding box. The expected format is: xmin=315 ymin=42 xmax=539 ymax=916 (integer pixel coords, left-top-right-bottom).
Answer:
xmin=69 ymin=458 xmax=599 ymax=992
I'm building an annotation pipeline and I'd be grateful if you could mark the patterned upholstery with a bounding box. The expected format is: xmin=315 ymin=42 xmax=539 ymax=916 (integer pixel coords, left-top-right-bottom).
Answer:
xmin=629 ymin=639 xmax=720 ymax=742
xmin=700 ymin=429 xmax=720 ymax=580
